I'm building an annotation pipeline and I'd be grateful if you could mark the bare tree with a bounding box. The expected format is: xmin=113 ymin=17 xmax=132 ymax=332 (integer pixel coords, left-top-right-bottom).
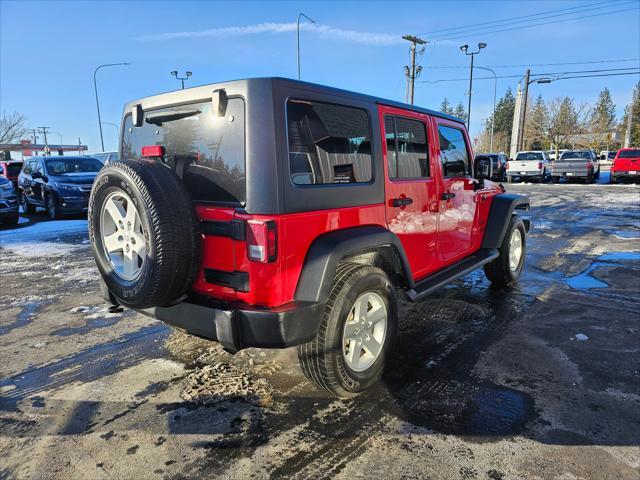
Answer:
xmin=543 ymin=97 xmax=588 ymax=153
xmin=0 ymin=111 xmax=28 ymax=144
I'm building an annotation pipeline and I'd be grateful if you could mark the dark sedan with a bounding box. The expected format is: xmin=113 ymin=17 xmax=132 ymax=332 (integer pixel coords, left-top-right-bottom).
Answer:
xmin=18 ymin=156 xmax=102 ymax=219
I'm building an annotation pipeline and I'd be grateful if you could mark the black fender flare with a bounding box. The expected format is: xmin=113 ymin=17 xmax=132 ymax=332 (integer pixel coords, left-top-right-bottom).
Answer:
xmin=294 ymin=225 xmax=413 ymax=303
xmin=481 ymin=193 xmax=530 ymax=249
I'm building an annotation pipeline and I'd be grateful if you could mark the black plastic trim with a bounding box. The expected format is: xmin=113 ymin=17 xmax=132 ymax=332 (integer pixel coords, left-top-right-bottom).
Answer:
xmin=137 ymin=296 xmax=325 ymax=353
xmin=481 ymin=193 xmax=530 ymax=249
xmin=294 ymin=225 xmax=413 ymax=303
xmin=407 ymin=248 xmax=499 ymax=301
xmin=201 ymin=220 xmax=246 ymax=240
xmin=204 ymin=268 xmax=250 ymax=292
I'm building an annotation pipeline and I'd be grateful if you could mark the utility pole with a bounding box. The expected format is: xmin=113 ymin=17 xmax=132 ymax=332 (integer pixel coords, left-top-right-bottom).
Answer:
xmin=517 ymin=69 xmax=531 ymax=151
xmin=402 ymin=35 xmax=427 ymax=105
xmin=624 ymin=96 xmax=634 ymax=148
xmin=38 ymin=127 xmax=50 ymax=146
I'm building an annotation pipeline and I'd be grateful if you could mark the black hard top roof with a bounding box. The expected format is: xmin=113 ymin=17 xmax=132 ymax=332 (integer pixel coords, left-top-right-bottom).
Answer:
xmin=127 ymin=76 xmax=465 ymax=126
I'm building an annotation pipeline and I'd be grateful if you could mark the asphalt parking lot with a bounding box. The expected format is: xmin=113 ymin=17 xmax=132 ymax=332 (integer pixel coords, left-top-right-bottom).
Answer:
xmin=1 ymin=177 xmax=639 ymax=479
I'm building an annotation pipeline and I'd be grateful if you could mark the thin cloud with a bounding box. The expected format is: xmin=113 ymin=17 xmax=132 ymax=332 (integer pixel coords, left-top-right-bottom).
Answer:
xmin=136 ymin=22 xmax=403 ymax=46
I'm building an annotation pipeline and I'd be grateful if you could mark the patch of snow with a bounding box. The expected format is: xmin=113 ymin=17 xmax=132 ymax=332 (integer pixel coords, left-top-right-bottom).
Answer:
xmin=574 ymin=333 xmax=589 ymax=341
xmin=0 ymin=219 xmax=88 ymax=257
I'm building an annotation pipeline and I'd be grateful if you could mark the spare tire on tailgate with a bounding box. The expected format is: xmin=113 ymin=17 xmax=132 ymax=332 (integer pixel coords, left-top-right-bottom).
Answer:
xmin=88 ymin=160 xmax=201 ymax=309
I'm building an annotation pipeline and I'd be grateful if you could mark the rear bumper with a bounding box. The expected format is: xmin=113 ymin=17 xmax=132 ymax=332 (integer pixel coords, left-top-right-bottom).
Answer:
xmin=507 ymin=171 xmax=543 ymax=177
xmin=551 ymin=171 xmax=589 ymax=177
xmin=99 ymin=280 xmax=323 ymax=353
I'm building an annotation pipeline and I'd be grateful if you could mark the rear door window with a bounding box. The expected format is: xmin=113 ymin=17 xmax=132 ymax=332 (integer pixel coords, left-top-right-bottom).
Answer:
xmin=438 ymin=125 xmax=471 ymax=177
xmin=121 ymin=98 xmax=246 ymax=204
xmin=287 ymin=99 xmax=373 ymax=185
xmin=384 ymin=115 xmax=429 ymax=179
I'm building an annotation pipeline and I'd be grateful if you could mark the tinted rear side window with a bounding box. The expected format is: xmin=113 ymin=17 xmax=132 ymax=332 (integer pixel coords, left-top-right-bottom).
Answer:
xmin=618 ymin=149 xmax=640 ymax=158
xmin=121 ymin=99 xmax=245 ymax=204
xmin=384 ymin=115 xmax=429 ymax=179
xmin=287 ymin=99 xmax=373 ymax=185
xmin=6 ymin=163 xmax=22 ymax=176
xmin=438 ymin=125 xmax=470 ymax=177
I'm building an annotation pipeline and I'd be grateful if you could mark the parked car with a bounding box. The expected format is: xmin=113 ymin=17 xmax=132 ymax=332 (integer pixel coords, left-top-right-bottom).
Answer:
xmin=0 ymin=160 xmax=24 ymax=189
xmin=474 ymin=153 xmax=507 ymax=181
xmin=551 ymin=150 xmax=600 ymax=183
xmin=89 ymin=78 xmax=530 ymax=397
xmin=18 ymin=155 xmax=102 ymax=219
xmin=599 ymin=150 xmax=617 ymax=163
xmin=0 ymin=166 xmax=19 ymax=225
xmin=506 ymin=151 xmax=551 ymax=183
xmin=610 ymin=148 xmax=640 ymax=183
xmin=92 ymin=151 xmax=118 ymax=164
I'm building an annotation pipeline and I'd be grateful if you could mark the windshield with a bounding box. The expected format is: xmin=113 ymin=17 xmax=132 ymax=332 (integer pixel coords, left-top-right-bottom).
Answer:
xmin=560 ymin=151 xmax=592 ymax=160
xmin=618 ymin=149 xmax=640 ymax=159
xmin=515 ymin=152 xmax=543 ymax=161
xmin=45 ymin=157 xmax=102 ymax=175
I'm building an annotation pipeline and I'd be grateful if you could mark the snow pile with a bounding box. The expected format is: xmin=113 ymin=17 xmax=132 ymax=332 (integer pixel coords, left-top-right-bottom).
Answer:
xmin=0 ymin=220 xmax=88 ymax=257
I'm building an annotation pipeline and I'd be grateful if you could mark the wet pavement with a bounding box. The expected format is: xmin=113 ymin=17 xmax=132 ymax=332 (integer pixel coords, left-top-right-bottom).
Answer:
xmin=1 ymin=181 xmax=639 ymax=479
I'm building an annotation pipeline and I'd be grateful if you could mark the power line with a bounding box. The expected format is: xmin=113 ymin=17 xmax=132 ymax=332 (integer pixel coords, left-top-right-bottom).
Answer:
xmin=422 ymin=58 xmax=640 ymax=69
xmin=427 ymin=1 xmax=634 ymax=40
xmin=433 ymin=6 xmax=638 ymax=42
xmin=419 ymin=67 xmax=640 ymax=83
xmin=419 ymin=70 xmax=640 ymax=84
xmin=418 ymin=0 xmax=618 ymax=36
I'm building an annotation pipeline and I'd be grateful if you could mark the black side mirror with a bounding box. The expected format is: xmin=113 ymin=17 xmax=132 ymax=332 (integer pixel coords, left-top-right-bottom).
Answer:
xmin=132 ymin=104 xmax=143 ymax=127
xmin=31 ymin=171 xmax=43 ymax=179
xmin=473 ymin=157 xmax=492 ymax=190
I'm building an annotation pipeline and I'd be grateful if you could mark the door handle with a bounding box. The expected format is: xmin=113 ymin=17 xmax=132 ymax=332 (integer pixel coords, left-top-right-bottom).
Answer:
xmin=441 ymin=192 xmax=456 ymax=201
xmin=391 ymin=197 xmax=413 ymax=207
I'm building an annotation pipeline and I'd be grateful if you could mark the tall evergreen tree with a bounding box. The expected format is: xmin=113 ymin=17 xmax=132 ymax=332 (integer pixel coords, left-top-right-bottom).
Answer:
xmin=590 ymin=88 xmax=616 ymax=133
xmin=620 ymin=81 xmax=640 ymax=147
xmin=453 ymin=102 xmax=467 ymax=123
xmin=525 ymin=95 xmax=549 ymax=150
xmin=484 ymin=87 xmax=516 ymax=152
xmin=439 ymin=98 xmax=453 ymax=115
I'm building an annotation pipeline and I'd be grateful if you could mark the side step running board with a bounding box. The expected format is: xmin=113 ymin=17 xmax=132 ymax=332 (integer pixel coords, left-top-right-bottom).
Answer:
xmin=407 ymin=248 xmax=499 ymax=302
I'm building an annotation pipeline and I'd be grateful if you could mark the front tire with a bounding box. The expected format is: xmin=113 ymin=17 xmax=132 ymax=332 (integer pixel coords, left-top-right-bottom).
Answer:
xmin=297 ymin=264 xmax=398 ymax=397
xmin=484 ymin=215 xmax=526 ymax=287
xmin=20 ymin=191 xmax=36 ymax=214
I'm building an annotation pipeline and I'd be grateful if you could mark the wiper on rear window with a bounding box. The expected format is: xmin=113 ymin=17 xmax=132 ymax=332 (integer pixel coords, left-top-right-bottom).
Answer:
xmin=144 ymin=109 xmax=201 ymax=126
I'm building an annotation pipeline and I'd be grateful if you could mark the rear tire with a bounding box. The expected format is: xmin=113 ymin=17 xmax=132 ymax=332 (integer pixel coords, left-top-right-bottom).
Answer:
xmin=297 ymin=264 xmax=398 ymax=398
xmin=88 ymin=160 xmax=201 ymax=309
xmin=46 ymin=194 xmax=63 ymax=220
xmin=3 ymin=213 xmax=19 ymax=225
xmin=586 ymin=171 xmax=594 ymax=184
xmin=484 ymin=215 xmax=526 ymax=287
xmin=552 ymin=176 xmax=560 ymax=184
xmin=506 ymin=175 xmax=513 ymax=184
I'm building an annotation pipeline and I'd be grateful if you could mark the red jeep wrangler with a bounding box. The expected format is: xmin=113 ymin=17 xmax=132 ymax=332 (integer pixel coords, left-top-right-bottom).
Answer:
xmin=89 ymin=78 xmax=529 ymax=397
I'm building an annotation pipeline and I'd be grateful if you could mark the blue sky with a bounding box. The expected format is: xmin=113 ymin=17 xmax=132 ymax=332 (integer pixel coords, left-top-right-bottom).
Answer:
xmin=1 ymin=0 xmax=639 ymax=152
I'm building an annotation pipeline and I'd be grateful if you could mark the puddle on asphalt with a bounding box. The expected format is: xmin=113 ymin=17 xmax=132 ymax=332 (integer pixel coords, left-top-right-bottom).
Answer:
xmin=0 ymin=300 xmax=48 ymax=335
xmin=564 ymin=251 xmax=639 ymax=290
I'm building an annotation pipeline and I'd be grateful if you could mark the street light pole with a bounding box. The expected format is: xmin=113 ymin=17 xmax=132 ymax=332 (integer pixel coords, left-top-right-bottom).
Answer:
xmin=103 ymin=122 xmax=120 ymax=149
xmin=171 ymin=70 xmax=192 ymax=89
xmin=460 ymin=42 xmax=486 ymax=131
xmin=297 ymin=13 xmax=316 ymax=80
xmin=475 ymin=66 xmax=497 ymax=152
xmin=94 ymin=63 xmax=131 ymax=152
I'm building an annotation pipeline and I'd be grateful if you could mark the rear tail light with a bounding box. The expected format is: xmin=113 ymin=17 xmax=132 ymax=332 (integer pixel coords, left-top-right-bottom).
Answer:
xmin=538 ymin=162 xmax=543 ymax=170
xmin=141 ymin=145 xmax=165 ymax=158
xmin=246 ymin=220 xmax=277 ymax=263
xmin=587 ymin=161 xmax=593 ymax=169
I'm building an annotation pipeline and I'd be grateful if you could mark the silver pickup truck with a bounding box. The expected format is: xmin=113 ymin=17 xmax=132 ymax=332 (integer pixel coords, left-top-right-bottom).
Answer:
xmin=551 ymin=150 xmax=600 ymax=184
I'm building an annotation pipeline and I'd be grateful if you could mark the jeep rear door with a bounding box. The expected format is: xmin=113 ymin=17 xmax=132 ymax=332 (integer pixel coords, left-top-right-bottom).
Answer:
xmin=435 ymin=121 xmax=476 ymax=262
xmin=380 ymin=106 xmax=438 ymax=277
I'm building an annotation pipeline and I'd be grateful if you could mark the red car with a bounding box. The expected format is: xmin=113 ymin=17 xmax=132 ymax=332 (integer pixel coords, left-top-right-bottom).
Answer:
xmin=610 ymin=148 xmax=640 ymax=183
xmin=0 ymin=160 xmax=24 ymax=189
xmin=89 ymin=78 xmax=530 ymax=397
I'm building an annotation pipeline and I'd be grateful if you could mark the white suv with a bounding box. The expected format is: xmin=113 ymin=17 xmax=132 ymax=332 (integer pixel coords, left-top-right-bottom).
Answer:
xmin=507 ymin=151 xmax=551 ymax=183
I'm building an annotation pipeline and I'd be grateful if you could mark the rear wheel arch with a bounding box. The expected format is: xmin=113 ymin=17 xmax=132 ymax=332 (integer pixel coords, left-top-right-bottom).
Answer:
xmin=294 ymin=226 xmax=413 ymax=303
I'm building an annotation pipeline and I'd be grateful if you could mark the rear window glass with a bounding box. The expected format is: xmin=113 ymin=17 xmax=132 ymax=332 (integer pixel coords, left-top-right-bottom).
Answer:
xmin=618 ymin=149 xmax=640 ymax=158
xmin=287 ymin=99 xmax=373 ymax=185
xmin=121 ymin=99 xmax=245 ymax=204
xmin=559 ymin=151 xmax=591 ymax=160
xmin=515 ymin=152 xmax=543 ymax=161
